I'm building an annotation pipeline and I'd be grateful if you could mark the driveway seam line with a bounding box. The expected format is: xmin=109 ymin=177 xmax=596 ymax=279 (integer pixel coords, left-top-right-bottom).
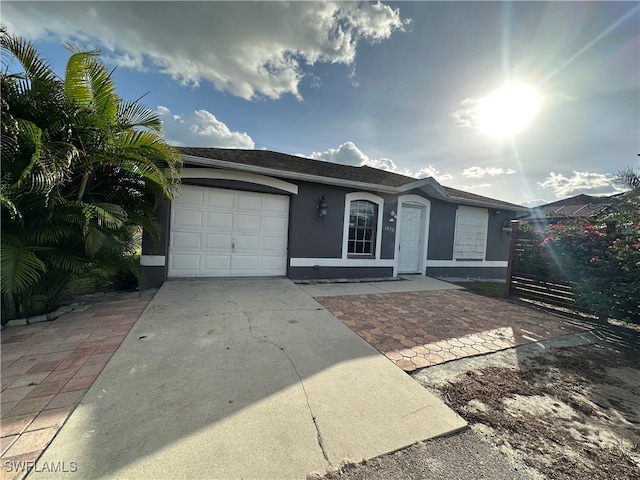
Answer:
xmin=243 ymin=312 xmax=332 ymax=468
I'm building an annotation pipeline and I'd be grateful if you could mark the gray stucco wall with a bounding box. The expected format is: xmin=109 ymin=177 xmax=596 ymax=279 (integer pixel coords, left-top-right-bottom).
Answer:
xmin=288 ymin=182 xmax=397 ymax=260
xmin=379 ymin=194 xmax=397 ymax=260
xmin=486 ymin=210 xmax=516 ymax=260
xmin=427 ymin=200 xmax=457 ymax=260
xmin=288 ymin=181 xmax=344 ymax=258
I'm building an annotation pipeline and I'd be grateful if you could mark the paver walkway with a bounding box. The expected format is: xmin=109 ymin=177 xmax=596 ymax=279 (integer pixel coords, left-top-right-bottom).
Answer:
xmin=316 ymin=289 xmax=592 ymax=372
xmin=1 ymin=292 xmax=154 ymax=480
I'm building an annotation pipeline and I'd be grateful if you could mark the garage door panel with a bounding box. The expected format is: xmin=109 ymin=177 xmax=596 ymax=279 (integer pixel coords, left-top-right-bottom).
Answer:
xmin=234 ymin=214 xmax=261 ymax=231
xmin=172 ymin=232 xmax=202 ymax=250
xmin=207 ymin=190 xmax=234 ymax=209
xmin=205 ymin=233 xmax=232 ymax=250
xmin=204 ymin=255 xmax=231 ymax=271
xmin=262 ymin=236 xmax=286 ymax=253
xmin=263 ymin=216 xmax=287 ymax=233
xmin=264 ymin=196 xmax=288 ymax=214
xmin=170 ymin=254 xmax=201 ymax=271
xmin=232 ymin=255 xmax=261 ymax=271
xmin=261 ymin=255 xmax=286 ymax=271
xmin=173 ymin=209 xmax=203 ymax=228
xmin=235 ymin=193 xmax=263 ymax=212
xmin=235 ymin=234 xmax=261 ymax=252
xmin=169 ymin=185 xmax=288 ymax=277
xmin=177 ymin=188 xmax=205 ymax=206
xmin=207 ymin=212 xmax=233 ymax=231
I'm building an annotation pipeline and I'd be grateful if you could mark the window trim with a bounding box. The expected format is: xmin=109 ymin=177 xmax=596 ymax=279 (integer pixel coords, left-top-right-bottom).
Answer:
xmin=342 ymin=192 xmax=384 ymax=260
xmin=453 ymin=205 xmax=489 ymax=261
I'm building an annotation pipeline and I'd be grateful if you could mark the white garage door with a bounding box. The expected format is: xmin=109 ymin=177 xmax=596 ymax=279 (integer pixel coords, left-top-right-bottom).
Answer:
xmin=168 ymin=185 xmax=289 ymax=277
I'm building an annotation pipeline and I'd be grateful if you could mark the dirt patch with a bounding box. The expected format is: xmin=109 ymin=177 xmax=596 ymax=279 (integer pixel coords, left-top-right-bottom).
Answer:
xmin=436 ymin=342 xmax=640 ymax=480
xmin=319 ymin=339 xmax=640 ymax=480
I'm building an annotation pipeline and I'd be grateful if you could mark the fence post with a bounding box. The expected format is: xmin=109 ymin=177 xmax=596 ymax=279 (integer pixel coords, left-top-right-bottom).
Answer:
xmin=504 ymin=221 xmax=519 ymax=297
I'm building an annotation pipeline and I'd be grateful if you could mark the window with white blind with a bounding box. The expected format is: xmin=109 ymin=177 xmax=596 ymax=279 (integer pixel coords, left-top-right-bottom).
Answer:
xmin=348 ymin=200 xmax=377 ymax=255
xmin=342 ymin=192 xmax=384 ymax=259
xmin=453 ymin=206 xmax=489 ymax=260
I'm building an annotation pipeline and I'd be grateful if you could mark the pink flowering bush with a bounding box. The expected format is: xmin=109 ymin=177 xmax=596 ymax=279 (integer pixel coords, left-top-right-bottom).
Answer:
xmin=513 ymin=220 xmax=640 ymax=322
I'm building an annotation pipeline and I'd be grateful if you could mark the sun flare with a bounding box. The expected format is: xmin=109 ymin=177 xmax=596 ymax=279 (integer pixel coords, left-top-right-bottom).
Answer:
xmin=476 ymin=83 xmax=540 ymax=138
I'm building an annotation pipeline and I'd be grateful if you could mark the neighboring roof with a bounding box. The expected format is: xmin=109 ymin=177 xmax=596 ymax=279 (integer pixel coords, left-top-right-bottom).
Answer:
xmin=529 ymin=194 xmax=613 ymax=219
xmin=441 ymin=185 xmax=524 ymax=210
xmin=178 ymin=147 xmax=526 ymax=211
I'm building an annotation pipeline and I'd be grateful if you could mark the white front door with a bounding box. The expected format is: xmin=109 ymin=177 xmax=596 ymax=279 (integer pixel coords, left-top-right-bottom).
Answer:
xmin=168 ymin=185 xmax=289 ymax=277
xmin=398 ymin=205 xmax=424 ymax=273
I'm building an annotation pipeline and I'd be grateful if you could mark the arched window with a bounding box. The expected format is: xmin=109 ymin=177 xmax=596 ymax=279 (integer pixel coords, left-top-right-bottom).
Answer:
xmin=342 ymin=192 xmax=384 ymax=259
xmin=348 ymin=200 xmax=377 ymax=254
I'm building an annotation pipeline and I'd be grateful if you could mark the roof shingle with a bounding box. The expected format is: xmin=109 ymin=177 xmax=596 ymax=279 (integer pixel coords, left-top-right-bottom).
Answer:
xmin=178 ymin=147 xmax=525 ymax=210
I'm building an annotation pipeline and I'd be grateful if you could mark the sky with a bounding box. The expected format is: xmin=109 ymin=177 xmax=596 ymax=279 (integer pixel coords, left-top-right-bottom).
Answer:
xmin=3 ymin=1 xmax=639 ymax=206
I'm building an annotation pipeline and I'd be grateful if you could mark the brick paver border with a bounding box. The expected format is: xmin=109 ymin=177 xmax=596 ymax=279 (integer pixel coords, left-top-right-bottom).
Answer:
xmin=1 ymin=292 xmax=154 ymax=480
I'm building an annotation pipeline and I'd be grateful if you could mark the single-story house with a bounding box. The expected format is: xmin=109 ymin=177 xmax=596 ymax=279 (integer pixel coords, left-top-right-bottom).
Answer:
xmin=141 ymin=148 xmax=527 ymax=287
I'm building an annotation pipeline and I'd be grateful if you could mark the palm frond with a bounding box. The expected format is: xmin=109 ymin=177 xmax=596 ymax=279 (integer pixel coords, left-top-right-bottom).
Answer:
xmin=82 ymin=202 xmax=128 ymax=229
xmin=0 ymin=244 xmax=47 ymax=294
xmin=118 ymin=99 xmax=162 ymax=132
xmin=64 ymin=50 xmax=99 ymax=109
xmin=0 ymin=184 xmax=20 ymax=219
xmin=85 ymin=57 xmax=118 ymax=121
xmin=40 ymin=250 xmax=87 ymax=275
xmin=1 ymin=31 xmax=59 ymax=85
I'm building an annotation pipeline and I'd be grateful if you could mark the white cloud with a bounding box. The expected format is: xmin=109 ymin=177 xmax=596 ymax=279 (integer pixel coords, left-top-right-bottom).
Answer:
xmin=158 ymin=106 xmax=254 ymax=149
xmin=303 ymin=142 xmax=453 ymax=183
xmin=462 ymin=166 xmax=516 ymax=178
xmin=411 ymin=166 xmax=454 ymax=182
xmin=537 ymin=171 xmax=622 ymax=197
xmin=306 ymin=141 xmax=393 ymax=168
xmin=452 ymin=98 xmax=479 ymax=129
xmin=3 ymin=2 xmax=407 ymax=100
xmin=462 ymin=183 xmax=491 ymax=190
xmin=518 ymin=198 xmax=550 ymax=207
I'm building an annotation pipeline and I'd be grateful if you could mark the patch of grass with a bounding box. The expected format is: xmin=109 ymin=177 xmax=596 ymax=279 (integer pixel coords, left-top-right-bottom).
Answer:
xmin=454 ymin=282 xmax=506 ymax=299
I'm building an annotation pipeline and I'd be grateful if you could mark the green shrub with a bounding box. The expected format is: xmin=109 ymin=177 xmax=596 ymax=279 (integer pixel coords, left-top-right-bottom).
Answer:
xmin=514 ymin=220 xmax=640 ymax=323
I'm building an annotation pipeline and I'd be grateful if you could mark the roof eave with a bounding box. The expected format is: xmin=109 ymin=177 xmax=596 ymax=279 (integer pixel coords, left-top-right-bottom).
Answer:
xmin=182 ymin=154 xmax=401 ymax=193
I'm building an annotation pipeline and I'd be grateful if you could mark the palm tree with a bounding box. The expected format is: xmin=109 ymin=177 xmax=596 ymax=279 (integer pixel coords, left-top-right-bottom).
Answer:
xmin=1 ymin=31 xmax=182 ymax=321
xmin=609 ymin=166 xmax=640 ymax=226
xmin=615 ymin=166 xmax=640 ymax=191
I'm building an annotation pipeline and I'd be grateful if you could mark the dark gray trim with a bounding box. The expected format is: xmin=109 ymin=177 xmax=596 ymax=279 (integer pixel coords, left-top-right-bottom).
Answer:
xmin=141 ymin=198 xmax=170 ymax=289
xmin=142 ymin=266 xmax=167 ymax=288
xmin=426 ymin=266 xmax=507 ymax=280
xmin=288 ymin=266 xmax=394 ymax=280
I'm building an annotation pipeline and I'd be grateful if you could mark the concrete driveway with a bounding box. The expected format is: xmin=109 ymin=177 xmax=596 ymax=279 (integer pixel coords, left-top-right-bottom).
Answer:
xmin=31 ymin=278 xmax=465 ymax=479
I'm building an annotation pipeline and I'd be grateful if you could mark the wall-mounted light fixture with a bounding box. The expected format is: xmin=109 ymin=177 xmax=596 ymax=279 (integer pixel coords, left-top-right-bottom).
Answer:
xmin=389 ymin=211 xmax=396 ymax=223
xmin=317 ymin=196 xmax=328 ymax=220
